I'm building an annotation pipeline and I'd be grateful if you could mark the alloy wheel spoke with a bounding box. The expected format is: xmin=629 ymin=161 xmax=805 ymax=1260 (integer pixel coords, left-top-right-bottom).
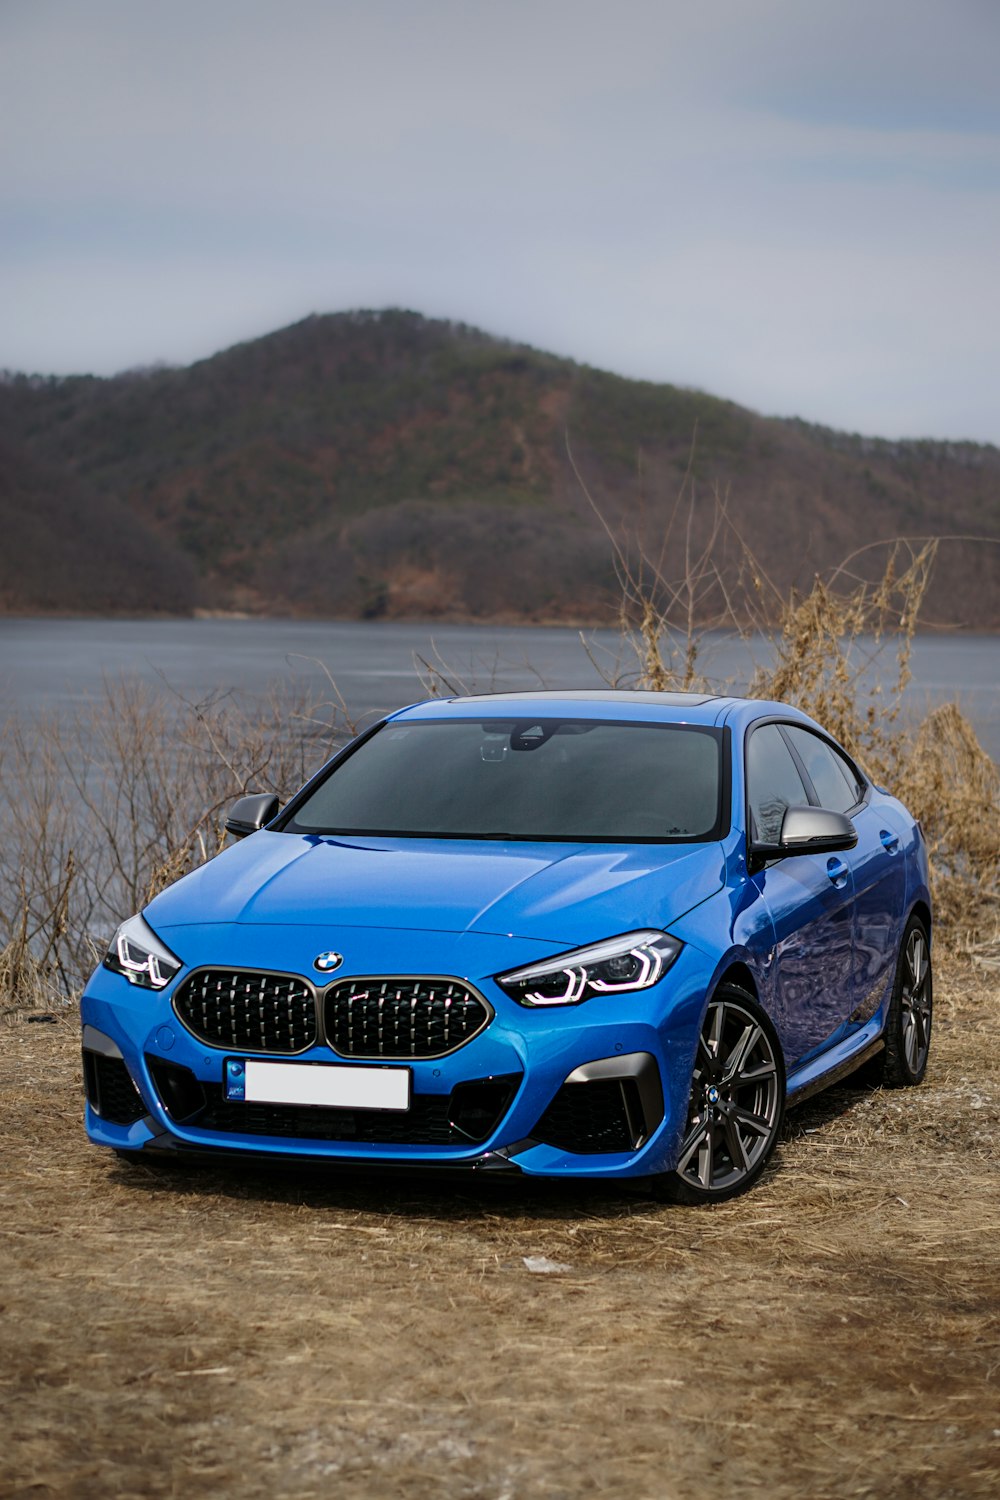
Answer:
xmin=737 ymin=1060 xmax=777 ymax=1084
xmin=723 ymin=1114 xmax=750 ymax=1173
xmin=706 ymin=1002 xmax=724 ymax=1059
xmin=907 ymin=934 xmax=926 ymax=994
xmin=676 ymin=1117 xmax=709 ymax=1175
xmin=697 ymin=1117 xmax=716 ymax=1188
xmin=732 ymin=1104 xmax=772 ymax=1137
xmin=722 ymin=1022 xmax=761 ymax=1085
xmin=695 ymin=1033 xmax=715 ymax=1076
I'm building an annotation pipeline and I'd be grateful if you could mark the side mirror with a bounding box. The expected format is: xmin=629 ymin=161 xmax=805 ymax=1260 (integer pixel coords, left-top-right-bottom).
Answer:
xmin=225 ymin=792 xmax=280 ymax=839
xmin=750 ymin=805 xmax=858 ymax=868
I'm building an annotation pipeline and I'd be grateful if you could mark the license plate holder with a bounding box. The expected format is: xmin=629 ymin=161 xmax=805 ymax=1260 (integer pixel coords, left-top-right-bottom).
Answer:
xmin=224 ymin=1058 xmax=411 ymax=1112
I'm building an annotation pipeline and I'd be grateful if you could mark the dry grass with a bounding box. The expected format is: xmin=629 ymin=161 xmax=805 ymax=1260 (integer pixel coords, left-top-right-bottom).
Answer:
xmin=746 ymin=546 xmax=1000 ymax=935
xmin=1 ymin=955 xmax=997 ymax=1499
xmin=0 ymin=672 xmax=358 ymax=1013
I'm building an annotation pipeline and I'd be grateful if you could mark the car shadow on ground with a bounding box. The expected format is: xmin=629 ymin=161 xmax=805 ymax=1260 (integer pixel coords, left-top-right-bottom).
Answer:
xmin=782 ymin=1076 xmax=877 ymax=1137
xmin=107 ymin=1075 xmax=881 ymax=1221
xmin=109 ymin=1149 xmax=658 ymax=1221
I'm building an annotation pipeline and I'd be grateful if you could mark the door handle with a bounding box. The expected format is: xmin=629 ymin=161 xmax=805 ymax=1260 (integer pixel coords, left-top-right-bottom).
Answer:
xmin=826 ymin=857 xmax=850 ymax=885
xmin=880 ymin=830 xmax=901 ymax=853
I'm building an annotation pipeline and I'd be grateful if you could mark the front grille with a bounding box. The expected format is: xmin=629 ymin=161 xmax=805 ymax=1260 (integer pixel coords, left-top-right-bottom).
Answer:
xmin=324 ymin=978 xmax=490 ymax=1058
xmin=83 ymin=1052 xmax=146 ymax=1125
xmin=174 ymin=970 xmax=317 ymax=1053
xmin=532 ymin=1079 xmax=642 ymax=1155
xmin=198 ymin=1085 xmax=458 ymax=1145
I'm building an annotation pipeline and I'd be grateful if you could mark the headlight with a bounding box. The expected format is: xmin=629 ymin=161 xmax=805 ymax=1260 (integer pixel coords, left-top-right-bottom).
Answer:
xmin=103 ymin=913 xmax=182 ymax=990
xmin=497 ymin=930 xmax=682 ymax=1007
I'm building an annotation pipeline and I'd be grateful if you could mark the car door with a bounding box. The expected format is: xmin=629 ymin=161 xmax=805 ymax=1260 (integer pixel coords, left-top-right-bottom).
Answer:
xmin=781 ymin=725 xmax=906 ymax=1030
xmin=745 ymin=722 xmax=856 ymax=1068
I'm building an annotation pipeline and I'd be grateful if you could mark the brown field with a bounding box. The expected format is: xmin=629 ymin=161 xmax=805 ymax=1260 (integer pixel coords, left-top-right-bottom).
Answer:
xmin=2 ymin=955 xmax=998 ymax=1500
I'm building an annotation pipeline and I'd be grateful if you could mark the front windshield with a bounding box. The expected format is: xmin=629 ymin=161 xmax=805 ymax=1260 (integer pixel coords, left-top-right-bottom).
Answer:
xmin=284 ymin=718 xmax=725 ymax=843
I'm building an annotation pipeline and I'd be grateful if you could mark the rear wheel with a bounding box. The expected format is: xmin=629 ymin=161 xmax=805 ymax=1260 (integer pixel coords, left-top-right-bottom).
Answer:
xmin=657 ymin=985 xmax=785 ymax=1204
xmin=880 ymin=916 xmax=933 ymax=1086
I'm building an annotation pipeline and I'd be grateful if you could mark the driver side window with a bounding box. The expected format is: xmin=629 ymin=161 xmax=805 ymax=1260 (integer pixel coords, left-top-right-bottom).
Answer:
xmin=747 ymin=724 xmax=810 ymax=843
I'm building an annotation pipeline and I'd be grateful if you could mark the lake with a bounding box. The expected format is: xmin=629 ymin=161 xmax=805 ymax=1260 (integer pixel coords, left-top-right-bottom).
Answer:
xmin=1 ymin=617 xmax=998 ymax=760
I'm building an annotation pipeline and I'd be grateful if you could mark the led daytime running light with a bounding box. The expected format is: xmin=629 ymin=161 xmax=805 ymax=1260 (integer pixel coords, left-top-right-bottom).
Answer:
xmin=498 ymin=930 xmax=681 ymax=1007
xmin=103 ymin=914 xmax=182 ymax=991
xmin=116 ymin=931 xmax=173 ymax=988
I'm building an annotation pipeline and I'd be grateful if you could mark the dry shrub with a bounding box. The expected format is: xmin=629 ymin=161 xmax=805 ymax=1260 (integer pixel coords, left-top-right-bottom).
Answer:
xmin=570 ymin=447 xmax=999 ymax=939
xmin=745 ymin=543 xmax=1000 ymax=935
xmin=746 ymin=540 xmax=934 ymax=759
xmin=0 ymin=860 xmax=74 ymax=1018
xmin=898 ymin=703 xmax=1000 ymax=931
xmin=0 ymin=672 xmax=355 ymax=1012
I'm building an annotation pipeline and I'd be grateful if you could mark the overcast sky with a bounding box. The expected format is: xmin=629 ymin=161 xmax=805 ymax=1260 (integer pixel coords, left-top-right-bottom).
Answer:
xmin=2 ymin=0 xmax=998 ymax=442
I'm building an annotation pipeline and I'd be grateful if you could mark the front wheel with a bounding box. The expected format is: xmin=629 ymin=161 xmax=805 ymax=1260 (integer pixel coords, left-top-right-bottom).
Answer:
xmin=656 ymin=985 xmax=785 ymax=1204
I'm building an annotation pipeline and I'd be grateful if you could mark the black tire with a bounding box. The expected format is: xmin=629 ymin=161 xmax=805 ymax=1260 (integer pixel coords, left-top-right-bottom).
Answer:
xmin=655 ymin=984 xmax=785 ymax=1204
xmin=880 ymin=915 xmax=933 ymax=1087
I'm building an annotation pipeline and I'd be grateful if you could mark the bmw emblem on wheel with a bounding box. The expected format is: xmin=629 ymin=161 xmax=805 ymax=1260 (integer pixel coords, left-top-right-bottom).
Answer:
xmin=314 ymin=951 xmax=344 ymax=973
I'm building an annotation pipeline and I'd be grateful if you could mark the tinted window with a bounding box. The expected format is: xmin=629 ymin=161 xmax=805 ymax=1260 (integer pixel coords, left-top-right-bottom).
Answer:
xmin=286 ymin=719 xmax=724 ymax=842
xmin=783 ymin=726 xmax=861 ymax=813
xmin=747 ymin=724 xmax=810 ymax=843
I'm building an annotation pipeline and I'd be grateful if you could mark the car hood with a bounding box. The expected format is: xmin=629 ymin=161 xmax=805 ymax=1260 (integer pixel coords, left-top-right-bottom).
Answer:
xmin=145 ymin=831 xmax=725 ymax=946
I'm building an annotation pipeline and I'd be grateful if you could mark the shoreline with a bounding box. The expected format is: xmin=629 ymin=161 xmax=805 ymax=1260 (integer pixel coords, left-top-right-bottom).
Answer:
xmin=0 ymin=609 xmax=996 ymax=635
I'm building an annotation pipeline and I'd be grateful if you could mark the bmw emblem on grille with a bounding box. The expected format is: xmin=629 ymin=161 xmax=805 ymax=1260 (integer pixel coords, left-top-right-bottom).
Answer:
xmin=314 ymin=951 xmax=344 ymax=973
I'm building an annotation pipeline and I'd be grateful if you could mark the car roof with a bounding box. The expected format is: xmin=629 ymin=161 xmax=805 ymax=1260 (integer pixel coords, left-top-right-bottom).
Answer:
xmin=391 ymin=688 xmax=732 ymax=727
xmin=388 ymin=689 xmax=826 ymax=735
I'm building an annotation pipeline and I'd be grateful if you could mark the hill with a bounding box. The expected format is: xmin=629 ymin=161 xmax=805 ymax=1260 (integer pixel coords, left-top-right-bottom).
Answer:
xmin=2 ymin=309 xmax=999 ymax=626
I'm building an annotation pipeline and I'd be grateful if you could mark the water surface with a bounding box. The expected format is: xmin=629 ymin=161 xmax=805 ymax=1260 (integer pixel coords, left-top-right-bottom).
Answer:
xmin=1 ymin=617 xmax=997 ymax=760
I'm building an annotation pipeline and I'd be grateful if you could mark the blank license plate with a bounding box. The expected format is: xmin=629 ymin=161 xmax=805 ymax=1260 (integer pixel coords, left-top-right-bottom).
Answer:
xmin=225 ymin=1058 xmax=411 ymax=1111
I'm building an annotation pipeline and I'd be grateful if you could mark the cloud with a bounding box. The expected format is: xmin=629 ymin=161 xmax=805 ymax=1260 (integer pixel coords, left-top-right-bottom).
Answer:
xmin=1 ymin=0 xmax=998 ymax=441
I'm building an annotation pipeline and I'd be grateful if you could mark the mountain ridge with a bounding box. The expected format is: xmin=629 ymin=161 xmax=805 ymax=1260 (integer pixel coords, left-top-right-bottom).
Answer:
xmin=2 ymin=308 xmax=998 ymax=627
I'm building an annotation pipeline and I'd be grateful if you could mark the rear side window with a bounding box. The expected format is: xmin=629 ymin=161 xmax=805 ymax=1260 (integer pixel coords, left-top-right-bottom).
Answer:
xmin=782 ymin=726 xmax=862 ymax=813
xmin=746 ymin=724 xmax=810 ymax=843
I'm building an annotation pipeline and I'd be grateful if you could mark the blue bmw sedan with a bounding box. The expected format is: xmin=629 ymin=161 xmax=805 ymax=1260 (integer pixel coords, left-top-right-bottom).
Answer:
xmin=81 ymin=690 xmax=932 ymax=1201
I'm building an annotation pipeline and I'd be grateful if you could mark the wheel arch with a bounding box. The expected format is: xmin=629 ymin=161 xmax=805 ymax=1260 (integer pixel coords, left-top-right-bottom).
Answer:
xmin=714 ymin=959 xmax=758 ymax=1000
xmin=909 ymin=898 xmax=932 ymax=942
xmin=683 ymin=952 xmax=788 ymax=1088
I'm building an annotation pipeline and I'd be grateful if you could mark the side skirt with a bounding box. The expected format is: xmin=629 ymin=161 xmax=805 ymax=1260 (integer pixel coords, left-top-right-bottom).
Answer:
xmin=786 ymin=1036 xmax=885 ymax=1108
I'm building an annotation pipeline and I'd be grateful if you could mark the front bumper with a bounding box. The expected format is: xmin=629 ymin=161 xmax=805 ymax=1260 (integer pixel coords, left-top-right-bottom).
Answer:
xmin=80 ymin=925 xmax=713 ymax=1179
